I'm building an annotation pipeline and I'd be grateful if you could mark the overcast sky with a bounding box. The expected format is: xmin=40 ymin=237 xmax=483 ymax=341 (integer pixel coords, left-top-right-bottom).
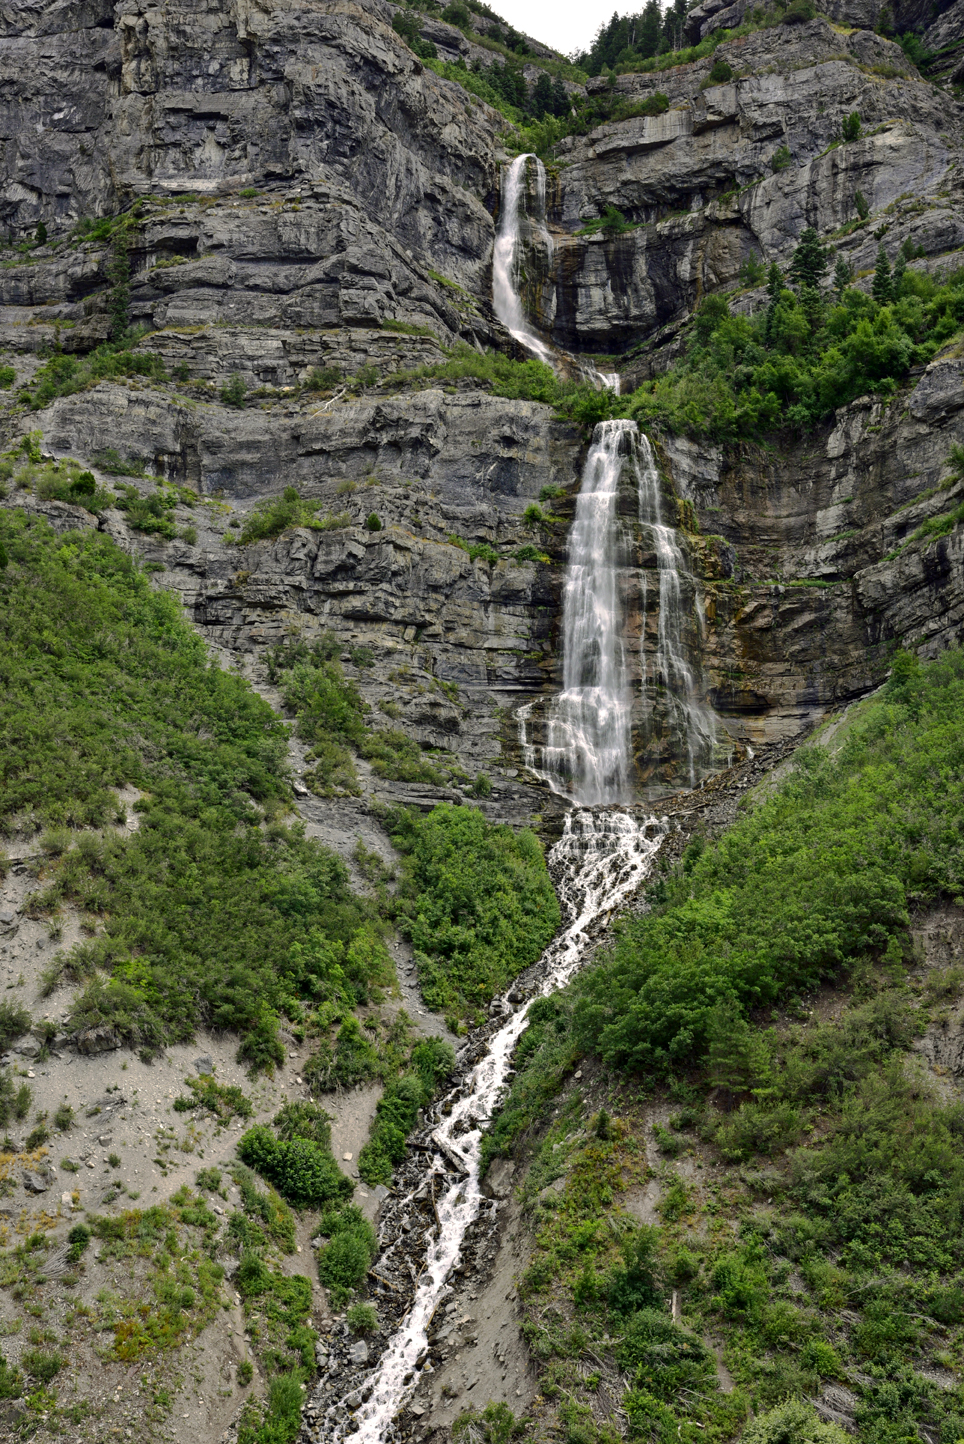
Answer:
xmin=495 ymin=0 xmax=625 ymax=58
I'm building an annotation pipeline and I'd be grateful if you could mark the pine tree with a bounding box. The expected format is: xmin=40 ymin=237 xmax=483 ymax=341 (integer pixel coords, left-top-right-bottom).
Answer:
xmin=833 ymin=255 xmax=854 ymax=298
xmin=549 ymin=76 xmax=570 ymax=117
xmin=787 ymin=226 xmax=830 ymax=288
xmin=766 ymin=260 xmax=784 ymax=305
xmin=531 ymin=71 xmax=554 ymax=118
xmin=638 ymin=0 xmax=662 ymax=58
xmin=35 ymin=221 xmax=47 ymax=246
xmin=891 ymin=249 xmax=907 ymax=297
xmin=108 ymin=228 xmax=131 ymax=342
xmin=872 ymin=243 xmax=893 ymax=303
xmin=765 ymin=260 xmax=784 ymax=343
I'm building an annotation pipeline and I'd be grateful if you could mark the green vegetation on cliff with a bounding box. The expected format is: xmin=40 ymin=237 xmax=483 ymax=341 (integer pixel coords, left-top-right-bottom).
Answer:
xmin=0 ymin=510 xmax=387 ymax=1069
xmin=576 ymin=648 xmax=964 ymax=1068
xmin=387 ymin=801 xmax=561 ymax=1025
xmin=626 ymin=252 xmax=964 ymax=440
xmin=491 ymin=647 xmax=964 ymax=1444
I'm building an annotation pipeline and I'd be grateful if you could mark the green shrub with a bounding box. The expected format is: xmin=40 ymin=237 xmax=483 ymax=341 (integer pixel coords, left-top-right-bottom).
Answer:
xmin=742 ymin=1399 xmax=849 ymax=1442
xmin=272 ymin=1100 xmax=332 ymax=1148
xmin=387 ymin=803 xmax=559 ymax=1020
xmin=21 ymin=1348 xmax=63 ymax=1384
xmin=173 ymin=1075 xmax=253 ymax=1121
xmin=316 ymin=1206 xmax=378 ymax=1306
xmin=23 ymin=343 xmax=167 ymax=411
xmin=237 ymin=1358 xmax=254 ymax=1385
xmin=359 ymin=728 xmax=445 ymax=785
xmin=92 ymin=447 xmax=145 ymax=477
xmin=66 ymin=1224 xmax=91 ymax=1263
xmin=0 ymin=365 xmax=15 ymax=389
xmin=220 ymin=373 xmax=247 ymax=408
xmin=771 ymin=144 xmax=792 ymax=172
xmin=53 ymin=1103 xmax=75 ymax=1131
xmin=306 ymin=365 xmax=341 ymax=390
xmin=346 ymin=1301 xmax=379 ymax=1333
xmin=365 ymin=512 xmax=382 ymax=532
xmin=617 ymin=1308 xmax=716 ymax=1401
xmin=237 ymin=1125 xmax=352 ymax=1209
xmin=0 ymin=1353 xmax=22 ymax=1400
xmin=0 ymin=1002 xmax=30 ymax=1048
xmin=235 ymin=489 xmax=350 ymax=546
xmin=707 ymin=57 xmax=733 ymax=81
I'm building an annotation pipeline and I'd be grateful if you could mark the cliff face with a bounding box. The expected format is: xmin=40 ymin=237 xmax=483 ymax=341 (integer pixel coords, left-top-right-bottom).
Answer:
xmin=3 ymin=0 xmax=964 ymax=806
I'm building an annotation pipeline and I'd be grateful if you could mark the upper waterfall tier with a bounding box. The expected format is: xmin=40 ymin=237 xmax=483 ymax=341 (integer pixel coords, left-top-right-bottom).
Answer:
xmin=492 ymin=153 xmax=557 ymax=369
xmin=493 ymin=154 xmax=619 ymax=393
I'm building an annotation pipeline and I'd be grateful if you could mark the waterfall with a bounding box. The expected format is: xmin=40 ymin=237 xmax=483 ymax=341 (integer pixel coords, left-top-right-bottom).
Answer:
xmin=521 ymin=419 xmax=716 ymax=801
xmin=634 ymin=431 xmax=717 ymax=787
xmin=492 ymin=152 xmax=557 ymax=369
xmin=492 ymin=153 xmax=620 ymax=395
xmin=319 ymin=156 xmax=717 ymax=1444
xmin=533 ymin=419 xmax=635 ymax=806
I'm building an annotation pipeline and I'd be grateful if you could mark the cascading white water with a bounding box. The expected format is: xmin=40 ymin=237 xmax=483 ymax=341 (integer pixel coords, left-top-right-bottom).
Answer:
xmin=492 ymin=153 xmax=619 ymax=394
xmin=492 ymin=152 xmax=557 ymax=369
xmin=323 ymin=810 xmax=663 ymax=1444
xmin=320 ymin=156 xmax=715 ymax=1444
xmin=521 ymin=420 xmax=717 ymax=798
xmin=634 ymin=430 xmax=717 ymax=786
xmin=537 ymin=419 xmax=635 ymax=805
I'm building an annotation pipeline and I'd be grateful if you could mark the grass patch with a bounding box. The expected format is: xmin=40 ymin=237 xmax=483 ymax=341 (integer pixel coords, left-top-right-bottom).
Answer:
xmin=173 ymin=1075 xmax=253 ymax=1123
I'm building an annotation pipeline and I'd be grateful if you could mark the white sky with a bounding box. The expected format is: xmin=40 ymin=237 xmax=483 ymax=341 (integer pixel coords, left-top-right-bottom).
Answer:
xmin=493 ymin=0 xmax=628 ymax=58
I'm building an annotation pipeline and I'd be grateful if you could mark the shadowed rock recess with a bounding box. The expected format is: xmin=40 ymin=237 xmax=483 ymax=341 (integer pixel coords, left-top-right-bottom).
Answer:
xmin=3 ymin=0 xmax=964 ymax=1438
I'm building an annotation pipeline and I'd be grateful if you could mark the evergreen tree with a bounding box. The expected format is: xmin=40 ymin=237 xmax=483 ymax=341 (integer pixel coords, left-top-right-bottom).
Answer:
xmin=35 ymin=221 xmax=47 ymax=246
xmin=638 ymin=0 xmax=662 ymax=58
xmin=872 ymin=243 xmax=893 ymax=303
xmin=891 ymin=249 xmax=907 ymax=297
xmin=108 ymin=228 xmax=131 ymax=342
xmin=765 ymin=261 xmax=784 ymax=343
xmin=833 ymin=255 xmax=854 ymax=297
xmin=787 ymin=226 xmax=830 ymax=288
xmin=531 ymin=71 xmax=554 ymax=118
xmin=706 ymin=999 xmax=771 ymax=1104
xmin=842 ymin=111 xmax=862 ymax=142
xmin=663 ymin=0 xmax=689 ymax=50
xmin=549 ymin=76 xmax=570 ymax=117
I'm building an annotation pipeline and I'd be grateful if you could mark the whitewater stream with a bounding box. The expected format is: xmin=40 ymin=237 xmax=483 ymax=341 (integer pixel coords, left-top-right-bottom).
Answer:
xmin=320 ymin=152 xmax=708 ymax=1443
xmin=323 ymin=810 xmax=663 ymax=1442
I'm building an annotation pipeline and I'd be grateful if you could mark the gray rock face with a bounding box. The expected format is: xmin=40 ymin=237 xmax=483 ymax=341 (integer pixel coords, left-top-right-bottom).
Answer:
xmin=545 ymin=21 xmax=961 ymax=350
xmin=1 ymin=0 xmax=501 ymax=289
xmin=2 ymin=0 xmax=964 ymax=808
